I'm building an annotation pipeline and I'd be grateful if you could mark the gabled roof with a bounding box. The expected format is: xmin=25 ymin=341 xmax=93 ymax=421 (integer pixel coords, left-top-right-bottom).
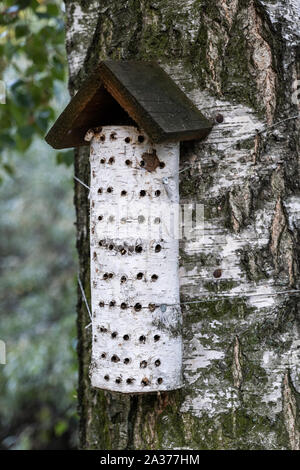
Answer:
xmin=45 ymin=61 xmax=212 ymax=149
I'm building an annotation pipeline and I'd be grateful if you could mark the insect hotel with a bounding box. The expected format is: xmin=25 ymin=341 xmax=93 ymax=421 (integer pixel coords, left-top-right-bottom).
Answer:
xmin=46 ymin=61 xmax=212 ymax=393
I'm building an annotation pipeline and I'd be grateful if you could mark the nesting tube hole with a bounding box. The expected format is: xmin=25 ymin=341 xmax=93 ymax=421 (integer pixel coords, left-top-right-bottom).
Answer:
xmin=140 ymin=360 xmax=147 ymax=369
xmin=111 ymin=355 xmax=120 ymax=363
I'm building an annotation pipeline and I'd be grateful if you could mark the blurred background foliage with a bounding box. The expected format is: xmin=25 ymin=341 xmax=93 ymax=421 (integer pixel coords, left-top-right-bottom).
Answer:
xmin=0 ymin=0 xmax=78 ymax=449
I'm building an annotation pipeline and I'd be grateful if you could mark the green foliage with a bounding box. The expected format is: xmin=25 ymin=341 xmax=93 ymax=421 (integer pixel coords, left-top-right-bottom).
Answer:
xmin=0 ymin=0 xmax=66 ymax=168
xmin=0 ymin=141 xmax=78 ymax=449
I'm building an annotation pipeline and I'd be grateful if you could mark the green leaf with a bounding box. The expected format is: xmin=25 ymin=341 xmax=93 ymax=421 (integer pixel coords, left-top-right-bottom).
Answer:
xmin=54 ymin=420 xmax=68 ymax=437
xmin=3 ymin=163 xmax=15 ymax=176
xmin=15 ymin=24 xmax=30 ymax=38
xmin=47 ymin=4 xmax=60 ymax=16
xmin=56 ymin=151 xmax=74 ymax=167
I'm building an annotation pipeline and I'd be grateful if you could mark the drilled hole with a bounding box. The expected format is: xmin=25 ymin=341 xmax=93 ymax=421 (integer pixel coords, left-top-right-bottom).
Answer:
xmin=138 ymin=135 xmax=145 ymax=143
xmin=141 ymin=378 xmax=150 ymax=386
xmin=109 ymin=301 xmax=116 ymax=307
xmin=159 ymin=162 xmax=165 ymax=169
xmin=134 ymin=303 xmax=142 ymax=312
xmin=98 ymin=215 xmax=103 ymax=221
xmin=99 ymin=240 xmax=105 ymax=247
xmin=104 ymin=375 xmax=109 ymax=381
xmin=108 ymin=273 xmax=113 ymax=279
xmin=155 ymin=190 xmax=161 ymax=197
xmin=138 ymin=215 xmax=145 ymax=224
xmin=100 ymin=134 xmax=105 ymax=141
xmin=125 ymin=159 xmax=132 ymax=166
xmin=121 ymin=303 xmax=127 ymax=310
xmin=120 ymin=276 xmax=127 ymax=284
xmin=123 ymin=334 xmax=129 ymax=341
xmin=140 ymin=190 xmax=146 ymax=197
xmin=99 ymin=301 xmax=105 ymax=308
xmin=115 ymin=377 xmax=122 ymax=384
xmin=154 ymin=335 xmax=160 ymax=342
xmin=155 ymin=244 xmax=161 ymax=253
xmin=139 ymin=335 xmax=146 ymax=343
xmin=110 ymin=132 xmax=117 ymax=140
xmin=108 ymin=156 xmax=115 ymax=164
xmin=98 ymin=188 xmax=103 ymax=194
xmin=157 ymin=378 xmax=163 ymax=384
xmin=100 ymin=158 xmax=106 ymax=164
xmin=137 ymin=272 xmax=143 ymax=280
xmin=120 ymin=248 xmax=127 ymax=255
xmin=140 ymin=160 xmax=145 ymax=167
xmin=135 ymin=245 xmax=143 ymax=253
xmin=148 ymin=303 xmax=156 ymax=312
xmin=101 ymin=353 xmax=107 ymax=359
xmin=99 ymin=326 xmax=107 ymax=332
xmin=151 ymin=274 xmax=158 ymax=282
xmin=124 ymin=358 xmax=130 ymax=364
xmin=126 ymin=378 xmax=134 ymax=384
xmin=154 ymin=217 xmax=161 ymax=224
xmin=111 ymin=354 xmax=120 ymax=363
xmin=121 ymin=190 xmax=127 ymax=196
xmin=140 ymin=360 xmax=147 ymax=369
xmin=103 ymin=273 xmax=109 ymax=280
xmin=155 ymin=359 xmax=161 ymax=367
xmin=125 ymin=137 xmax=130 ymax=143
xmin=109 ymin=244 xmax=114 ymax=250
xmin=107 ymin=187 xmax=113 ymax=193
xmin=111 ymin=332 xmax=118 ymax=338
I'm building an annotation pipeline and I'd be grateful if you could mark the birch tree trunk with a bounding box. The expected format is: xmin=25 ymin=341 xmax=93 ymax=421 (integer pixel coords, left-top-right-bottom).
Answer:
xmin=65 ymin=0 xmax=300 ymax=450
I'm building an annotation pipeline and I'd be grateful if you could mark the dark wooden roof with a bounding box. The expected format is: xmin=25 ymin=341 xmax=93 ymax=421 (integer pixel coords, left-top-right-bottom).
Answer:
xmin=45 ymin=61 xmax=212 ymax=149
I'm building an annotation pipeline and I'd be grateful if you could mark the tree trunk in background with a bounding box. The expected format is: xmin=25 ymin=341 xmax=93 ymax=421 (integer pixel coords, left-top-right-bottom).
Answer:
xmin=65 ymin=0 xmax=300 ymax=449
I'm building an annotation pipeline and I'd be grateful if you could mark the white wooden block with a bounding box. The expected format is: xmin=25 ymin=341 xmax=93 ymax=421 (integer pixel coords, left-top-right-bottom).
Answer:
xmin=89 ymin=126 xmax=182 ymax=393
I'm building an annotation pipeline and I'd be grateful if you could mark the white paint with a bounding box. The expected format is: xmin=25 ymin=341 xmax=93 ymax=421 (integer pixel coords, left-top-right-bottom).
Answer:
xmin=89 ymin=126 xmax=182 ymax=393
